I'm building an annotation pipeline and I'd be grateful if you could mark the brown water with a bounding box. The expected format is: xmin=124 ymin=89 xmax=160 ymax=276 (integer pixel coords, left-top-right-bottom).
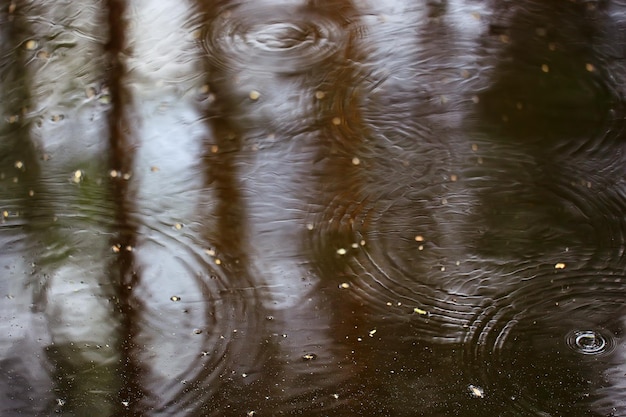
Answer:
xmin=1 ymin=0 xmax=626 ymax=416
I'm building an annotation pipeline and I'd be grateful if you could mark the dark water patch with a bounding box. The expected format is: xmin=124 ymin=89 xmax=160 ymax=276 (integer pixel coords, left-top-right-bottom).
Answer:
xmin=479 ymin=0 xmax=624 ymax=145
xmin=463 ymin=269 xmax=626 ymax=416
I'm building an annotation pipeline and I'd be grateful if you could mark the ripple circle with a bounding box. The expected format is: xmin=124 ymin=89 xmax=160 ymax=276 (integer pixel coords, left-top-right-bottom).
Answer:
xmin=463 ymin=271 xmax=626 ymax=415
xmin=203 ymin=5 xmax=346 ymax=74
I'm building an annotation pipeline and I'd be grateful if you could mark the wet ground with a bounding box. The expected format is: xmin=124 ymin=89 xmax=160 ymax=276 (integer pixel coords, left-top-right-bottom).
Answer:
xmin=1 ymin=0 xmax=626 ymax=416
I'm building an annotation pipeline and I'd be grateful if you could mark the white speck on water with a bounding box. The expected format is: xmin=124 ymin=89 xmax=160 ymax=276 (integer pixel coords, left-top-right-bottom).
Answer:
xmin=468 ymin=384 xmax=485 ymax=398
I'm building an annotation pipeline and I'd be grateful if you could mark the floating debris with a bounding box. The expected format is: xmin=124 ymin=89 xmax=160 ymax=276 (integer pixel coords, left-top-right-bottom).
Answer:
xmin=336 ymin=248 xmax=347 ymax=255
xmin=541 ymin=64 xmax=550 ymax=73
xmin=170 ymin=296 xmax=181 ymax=302
xmin=339 ymin=282 xmax=350 ymax=289
xmin=85 ymin=87 xmax=97 ymax=99
xmin=332 ymin=117 xmax=342 ymax=126
xmin=554 ymin=262 xmax=566 ymax=269
xmin=315 ymin=91 xmax=325 ymax=100
xmin=415 ymin=235 xmax=424 ymax=242
xmin=414 ymin=307 xmax=428 ymax=315
xmin=174 ymin=223 xmax=183 ymax=230
xmin=302 ymin=353 xmax=317 ymax=360
xmin=24 ymin=39 xmax=38 ymax=50
xmin=249 ymin=90 xmax=261 ymax=100
xmin=351 ymin=157 xmax=360 ymax=165
xmin=468 ymin=384 xmax=485 ymax=398
xmin=368 ymin=329 xmax=377 ymax=337
xmin=72 ymin=170 xmax=83 ymax=183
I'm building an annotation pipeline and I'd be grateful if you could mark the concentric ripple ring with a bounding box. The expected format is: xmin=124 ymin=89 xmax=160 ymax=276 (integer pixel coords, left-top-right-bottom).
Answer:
xmin=203 ymin=5 xmax=346 ymax=73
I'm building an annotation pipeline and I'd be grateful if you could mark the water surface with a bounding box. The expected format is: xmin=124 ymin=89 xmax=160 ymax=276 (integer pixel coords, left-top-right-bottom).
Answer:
xmin=1 ymin=0 xmax=626 ymax=416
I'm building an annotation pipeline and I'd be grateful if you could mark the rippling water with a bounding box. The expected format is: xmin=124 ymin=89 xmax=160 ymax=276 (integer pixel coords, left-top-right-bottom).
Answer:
xmin=1 ymin=0 xmax=626 ymax=416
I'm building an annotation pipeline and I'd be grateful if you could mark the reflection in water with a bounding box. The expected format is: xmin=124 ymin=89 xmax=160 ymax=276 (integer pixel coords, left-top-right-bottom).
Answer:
xmin=0 ymin=0 xmax=625 ymax=416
